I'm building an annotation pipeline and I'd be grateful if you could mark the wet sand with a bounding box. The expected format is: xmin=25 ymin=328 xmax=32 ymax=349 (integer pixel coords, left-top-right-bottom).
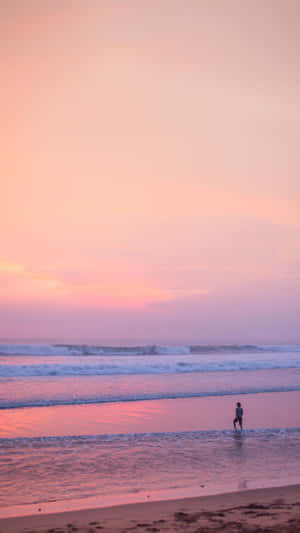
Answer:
xmin=2 ymin=484 xmax=300 ymax=533
xmin=1 ymin=389 xmax=300 ymax=438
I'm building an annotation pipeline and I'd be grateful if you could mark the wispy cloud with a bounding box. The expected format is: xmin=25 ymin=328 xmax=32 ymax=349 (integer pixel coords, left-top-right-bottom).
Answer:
xmin=0 ymin=260 xmax=174 ymax=308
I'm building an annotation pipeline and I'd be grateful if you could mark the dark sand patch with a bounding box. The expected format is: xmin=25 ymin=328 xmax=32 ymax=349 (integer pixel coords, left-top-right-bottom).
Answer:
xmin=2 ymin=484 xmax=300 ymax=533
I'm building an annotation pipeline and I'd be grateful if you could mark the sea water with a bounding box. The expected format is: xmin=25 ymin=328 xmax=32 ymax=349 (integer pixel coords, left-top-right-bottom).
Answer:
xmin=1 ymin=342 xmax=300 ymax=515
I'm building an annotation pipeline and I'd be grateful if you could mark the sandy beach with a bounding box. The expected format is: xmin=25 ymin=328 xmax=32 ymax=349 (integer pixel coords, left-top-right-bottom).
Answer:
xmin=1 ymin=484 xmax=300 ymax=533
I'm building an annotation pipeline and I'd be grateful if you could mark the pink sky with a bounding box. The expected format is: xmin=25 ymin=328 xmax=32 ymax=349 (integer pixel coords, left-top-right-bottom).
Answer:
xmin=1 ymin=1 xmax=300 ymax=342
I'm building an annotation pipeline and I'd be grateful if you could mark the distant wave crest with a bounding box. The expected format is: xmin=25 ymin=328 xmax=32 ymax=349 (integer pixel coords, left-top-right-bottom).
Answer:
xmin=1 ymin=343 xmax=300 ymax=356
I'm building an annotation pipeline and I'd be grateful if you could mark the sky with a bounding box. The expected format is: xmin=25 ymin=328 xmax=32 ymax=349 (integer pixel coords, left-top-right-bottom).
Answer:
xmin=1 ymin=1 xmax=300 ymax=343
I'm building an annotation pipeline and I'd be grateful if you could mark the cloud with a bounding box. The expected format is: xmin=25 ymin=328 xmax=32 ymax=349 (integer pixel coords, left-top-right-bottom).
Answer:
xmin=0 ymin=260 xmax=174 ymax=308
xmin=0 ymin=261 xmax=26 ymax=274
xmin=1 ymin=275 xmax=300 ymax=343
xmin=0 ymin=260 xmax=67 ymax=303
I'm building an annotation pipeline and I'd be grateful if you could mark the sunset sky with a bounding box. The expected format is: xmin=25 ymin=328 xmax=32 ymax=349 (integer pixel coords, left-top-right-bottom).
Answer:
xmin=1 ymin=1 xmax=300 ymax=343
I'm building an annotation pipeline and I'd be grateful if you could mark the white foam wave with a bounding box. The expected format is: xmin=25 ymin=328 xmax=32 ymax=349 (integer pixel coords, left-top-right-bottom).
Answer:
xmin=2 ymin=427 xmax=300 ymax=446
xmin=149 ymin=345 xmax=191 ymax=355
xmin=1 ymin=343 xmax=300 ymax=356
xmin=0 ymin=344 xmax=105 ymax=355
xmin=2 ymin=354 xmax=300 ymax=377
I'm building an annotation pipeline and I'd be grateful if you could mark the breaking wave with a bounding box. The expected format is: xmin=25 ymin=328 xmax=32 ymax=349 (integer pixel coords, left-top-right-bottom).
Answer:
xmin=1 ymin=343 xmax=300 ymax=356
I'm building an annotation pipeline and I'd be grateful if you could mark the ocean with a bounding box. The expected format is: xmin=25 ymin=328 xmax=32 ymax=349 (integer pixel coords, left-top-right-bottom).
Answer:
xmin=1 ymin=342 xmax=300 ymax=517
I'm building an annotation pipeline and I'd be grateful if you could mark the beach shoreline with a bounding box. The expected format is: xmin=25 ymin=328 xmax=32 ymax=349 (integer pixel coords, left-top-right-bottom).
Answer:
xmin=2 ymin=484 xmax=300 ymax=532
xmin=1 ymin=391 xmax=300 ymax=516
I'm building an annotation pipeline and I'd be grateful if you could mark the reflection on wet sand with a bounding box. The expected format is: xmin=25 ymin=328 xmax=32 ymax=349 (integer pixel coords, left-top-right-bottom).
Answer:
xmin=1 ymin=390 xmax=300 ymax=438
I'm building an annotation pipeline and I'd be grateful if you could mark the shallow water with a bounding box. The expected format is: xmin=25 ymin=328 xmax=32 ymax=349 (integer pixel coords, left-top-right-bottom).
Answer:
xmin=1 ymin=428 xmax=300 ymax=510
xmin=2 ymin=367 xmax=300 ymax=409
xmin=1 ymin=390 xmax=300 ymax=438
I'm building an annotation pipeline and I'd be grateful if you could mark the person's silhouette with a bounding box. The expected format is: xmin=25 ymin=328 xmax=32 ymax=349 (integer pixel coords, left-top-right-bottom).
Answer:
xmin=233 ymin=402 xmax=243 ymax=430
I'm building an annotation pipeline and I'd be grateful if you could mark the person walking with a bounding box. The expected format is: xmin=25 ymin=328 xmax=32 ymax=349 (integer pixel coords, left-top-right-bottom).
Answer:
xmin=233 ymin=402 xmax=243 ymax=430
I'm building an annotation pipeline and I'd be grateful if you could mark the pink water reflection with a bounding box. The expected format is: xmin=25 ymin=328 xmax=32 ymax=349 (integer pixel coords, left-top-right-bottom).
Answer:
xmin=1 ymin=391 xmax=300 ymax=438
